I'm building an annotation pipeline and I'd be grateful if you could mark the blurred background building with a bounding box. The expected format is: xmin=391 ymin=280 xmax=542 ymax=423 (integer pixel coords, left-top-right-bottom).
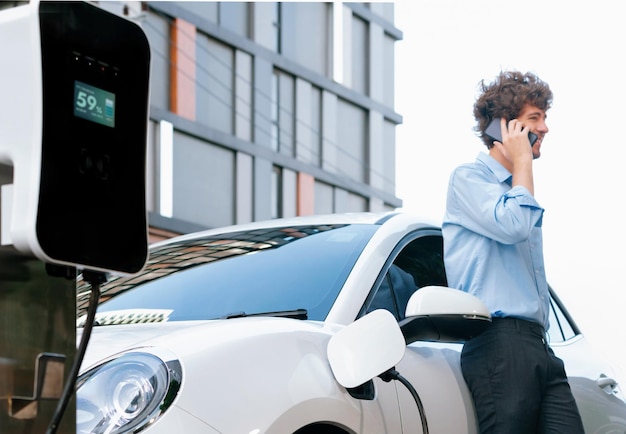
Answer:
xmin=99 ymin=1 xmax=403 ymax=242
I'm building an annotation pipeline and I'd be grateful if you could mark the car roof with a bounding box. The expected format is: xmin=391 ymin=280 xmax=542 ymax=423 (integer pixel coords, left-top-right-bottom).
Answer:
xmin=151 ymin=211 xmax=407 ymax=248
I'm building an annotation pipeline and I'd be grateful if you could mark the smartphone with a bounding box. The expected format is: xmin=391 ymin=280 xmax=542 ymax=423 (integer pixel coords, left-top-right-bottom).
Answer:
xmin=485 ymin=118 xmax=538 ymax=146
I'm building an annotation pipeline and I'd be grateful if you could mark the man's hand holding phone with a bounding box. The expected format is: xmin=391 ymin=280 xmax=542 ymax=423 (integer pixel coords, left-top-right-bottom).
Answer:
xmin=485 ymin=117 xmax=538 ymax=146
xmin=486 ymin=117 xmax=536 ymax=195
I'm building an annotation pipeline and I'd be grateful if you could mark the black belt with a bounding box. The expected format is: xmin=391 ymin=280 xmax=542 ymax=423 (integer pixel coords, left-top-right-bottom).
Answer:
xmin=490 ymin=317 xmax=546 ymax=337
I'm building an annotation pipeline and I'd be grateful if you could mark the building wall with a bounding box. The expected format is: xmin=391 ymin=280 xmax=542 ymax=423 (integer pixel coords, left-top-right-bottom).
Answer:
xmin=103 ymin=1 xmax=403 ymax=239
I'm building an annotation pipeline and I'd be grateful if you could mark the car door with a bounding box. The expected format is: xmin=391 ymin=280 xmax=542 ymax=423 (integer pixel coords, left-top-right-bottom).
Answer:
xmin=547 ymin=290 xmax=626 ymax=433
xmin=362 ymin=229 xmax=626 ymax=433
xmin=361 ymin=229 xmax=478 ymax=433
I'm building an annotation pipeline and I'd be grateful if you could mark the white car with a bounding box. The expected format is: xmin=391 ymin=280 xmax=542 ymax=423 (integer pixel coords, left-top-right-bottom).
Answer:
xmin=76 ymin=212 xmax=626 ymax=433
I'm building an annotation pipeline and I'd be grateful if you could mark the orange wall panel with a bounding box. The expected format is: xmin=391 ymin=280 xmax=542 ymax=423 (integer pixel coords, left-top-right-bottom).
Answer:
xmin=297 ymin=172 xmax=315 ymax=216
xmin=170 ymin=18 xmax=196 ymax=120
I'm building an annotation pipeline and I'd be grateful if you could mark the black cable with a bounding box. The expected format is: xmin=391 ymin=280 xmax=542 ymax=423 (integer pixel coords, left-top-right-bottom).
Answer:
xmin=380 ymin=368 xmax=429 ymax=434
xmin=46 ymin=270 xmax=106 ymax=434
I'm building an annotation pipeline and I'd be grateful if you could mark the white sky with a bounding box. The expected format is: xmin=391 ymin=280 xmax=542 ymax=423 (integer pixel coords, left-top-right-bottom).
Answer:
xmin=394 ymin=0 xmax=626 ymax=381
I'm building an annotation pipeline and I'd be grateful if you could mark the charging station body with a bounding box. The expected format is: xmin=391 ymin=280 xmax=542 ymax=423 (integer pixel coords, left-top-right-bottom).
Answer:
xmin=0 ymin=1 xmax=151 ymax=276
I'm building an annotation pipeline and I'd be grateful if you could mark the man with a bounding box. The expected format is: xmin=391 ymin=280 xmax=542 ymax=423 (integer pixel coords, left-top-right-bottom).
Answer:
xmin=442 ymin=70 xmax=584 ymax=433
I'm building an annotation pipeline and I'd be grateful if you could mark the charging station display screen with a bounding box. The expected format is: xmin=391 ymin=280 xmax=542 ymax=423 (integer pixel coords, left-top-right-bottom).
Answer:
xmin=73 ymin=81 xmax=115 ymax=128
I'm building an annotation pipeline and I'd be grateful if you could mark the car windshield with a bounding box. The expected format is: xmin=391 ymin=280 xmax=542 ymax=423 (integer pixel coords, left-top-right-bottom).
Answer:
xmin=77 ymin=223 xmax=379 ymax=323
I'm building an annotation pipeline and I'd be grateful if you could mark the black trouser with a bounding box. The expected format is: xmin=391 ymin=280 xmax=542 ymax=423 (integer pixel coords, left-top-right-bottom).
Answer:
xmin=461 ymin=317 xmax=585 ymax=434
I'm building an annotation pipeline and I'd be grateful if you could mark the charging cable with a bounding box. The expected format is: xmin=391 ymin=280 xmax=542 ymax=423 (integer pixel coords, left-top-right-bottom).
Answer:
xmin=46 ymin=269 xmax=106 ymax=434
xmin=380 ymin=368 xmax=429 ymax=434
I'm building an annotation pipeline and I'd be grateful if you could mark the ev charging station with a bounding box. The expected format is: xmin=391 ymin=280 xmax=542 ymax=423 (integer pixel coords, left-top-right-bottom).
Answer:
xmin=0 ymin=1 xmax=150 ymax=432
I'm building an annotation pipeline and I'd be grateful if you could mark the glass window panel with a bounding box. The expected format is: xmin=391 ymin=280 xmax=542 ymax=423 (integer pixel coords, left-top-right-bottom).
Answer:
xmin=365 ymin=234 xmax=447 ymax=320
xmin=270 ymin=72 xmax=279 ymax=151
xmin=172 ymin=132 xmax=235 ymax=228
xmin=280 ymin=3 xmax=329 ymax=76
xmin=346 ymin=191 xmax=368 ymax=212
xmin=235 ymin=51 xmax=252 ymax=141
xmin=337 ymin=99 xmax=367 ymax=183
xmin=335 ymin=189 xmax=367 ymax=213
xmin=297 ymin=84 xmax=322 ymax=167
xmin=383 ymin=34 xmax=395 ymax=107
xmin=271 ymin=166 xmax=282 ymax=219
xmin=310 ymin=86 xmax=323 ymax=166
xmin=271 ymin=70 xmax=295 ymax=156
xmin=278 ymin=72 xmax=295 ymax=157
xmin=273 ymin=3 xmax=281 ymax=53
xmin=314 ymin=181 xmax=334 ymax=215
xmin=89 ymin=224 xmax=379 ymax=322
xmin=547 ymin=296 xmax=576 ymax=343
xmin=251 ymin=2 xmax=279 ymax=51
xmin=351 ymin=15 xmax=368 ymax=95
xmin=177 ymin=2 xmax=218 ymax=23
xmin=383 ymin=119 xmax=396 ymax=193
xmin=142 ymin=10 xmax=170 ymax=110
xmin=219 ymin=2 xmax=249 ymax=38
xmin=196 ymin=34 xmax=234 ymax=134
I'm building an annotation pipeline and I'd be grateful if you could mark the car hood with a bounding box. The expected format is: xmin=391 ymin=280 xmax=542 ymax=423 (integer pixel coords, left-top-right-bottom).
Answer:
xmin=79 ymin=317 xmax=333 ymax=371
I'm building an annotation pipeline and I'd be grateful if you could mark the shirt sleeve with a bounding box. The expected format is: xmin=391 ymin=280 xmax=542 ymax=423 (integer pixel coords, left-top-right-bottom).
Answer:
xmin=446 ymin=165 xmax=544 ymax=245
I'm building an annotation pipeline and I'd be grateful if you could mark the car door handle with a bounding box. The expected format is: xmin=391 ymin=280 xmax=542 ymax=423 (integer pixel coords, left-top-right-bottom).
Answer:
xmin=597 ymin=375 xmax=618 ymax=391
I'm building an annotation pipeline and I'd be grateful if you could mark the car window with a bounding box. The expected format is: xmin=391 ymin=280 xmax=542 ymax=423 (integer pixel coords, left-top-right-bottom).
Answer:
xmin=364 ymin=234 xmax=447 ymax=320
xmin=547 ymin=295 xmax=577 ymax=343
xmin=362 ymin=232 xmax=582 ymax=346
xmin=77 ymin=224 xmax=379 ymax=323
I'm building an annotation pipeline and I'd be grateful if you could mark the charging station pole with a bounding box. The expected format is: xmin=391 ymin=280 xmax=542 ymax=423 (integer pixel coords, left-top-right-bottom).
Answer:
xmin=0 ymin=1 xmax=150 ymax=432
xmin=0 ymin=223 xmax=76 ymax=432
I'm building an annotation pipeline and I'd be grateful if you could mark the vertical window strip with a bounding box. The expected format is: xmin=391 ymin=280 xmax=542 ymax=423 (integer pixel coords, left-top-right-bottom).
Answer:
xmin=158 ymin=120 xmax=174 ymax=218
xmin=332 ymin=2 xmax=344 ymax=84
xmin=271 ymin=71 xmax=279 ymax=152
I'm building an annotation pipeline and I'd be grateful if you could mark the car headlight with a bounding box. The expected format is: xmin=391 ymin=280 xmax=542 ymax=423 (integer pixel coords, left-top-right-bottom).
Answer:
xmin=76 ymin=351 xmax=182 ymax=434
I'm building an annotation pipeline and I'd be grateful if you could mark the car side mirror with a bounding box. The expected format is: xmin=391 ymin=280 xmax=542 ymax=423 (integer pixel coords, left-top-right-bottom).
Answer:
xmin=400 ymin=286 xmax=491 ymax=344
xmin=327 ymin=309 xmax=405 ymax=388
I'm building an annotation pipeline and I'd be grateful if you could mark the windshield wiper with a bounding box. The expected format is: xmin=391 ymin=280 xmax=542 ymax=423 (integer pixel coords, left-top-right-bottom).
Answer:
xmin=222 ymin=309 xmax=308 ymax=320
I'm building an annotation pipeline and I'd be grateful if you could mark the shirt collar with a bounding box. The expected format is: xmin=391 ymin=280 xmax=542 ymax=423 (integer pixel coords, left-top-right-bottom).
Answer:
xmin=476 ymin=152 xmax=512 ymax=184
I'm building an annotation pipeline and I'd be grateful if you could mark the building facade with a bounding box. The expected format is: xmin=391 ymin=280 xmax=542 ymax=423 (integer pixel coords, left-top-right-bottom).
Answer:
xmin=102 ymin=1 xmax=403 ymax=242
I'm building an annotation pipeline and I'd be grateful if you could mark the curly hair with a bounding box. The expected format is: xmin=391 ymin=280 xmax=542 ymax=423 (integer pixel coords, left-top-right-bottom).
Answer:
xmin=474 ymin=71 xmax=553 ymax=148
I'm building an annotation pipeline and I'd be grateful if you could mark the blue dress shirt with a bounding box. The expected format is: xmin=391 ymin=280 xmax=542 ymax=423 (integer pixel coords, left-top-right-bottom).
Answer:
xmin=442 ymin=152 xmax=550 ymax=329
